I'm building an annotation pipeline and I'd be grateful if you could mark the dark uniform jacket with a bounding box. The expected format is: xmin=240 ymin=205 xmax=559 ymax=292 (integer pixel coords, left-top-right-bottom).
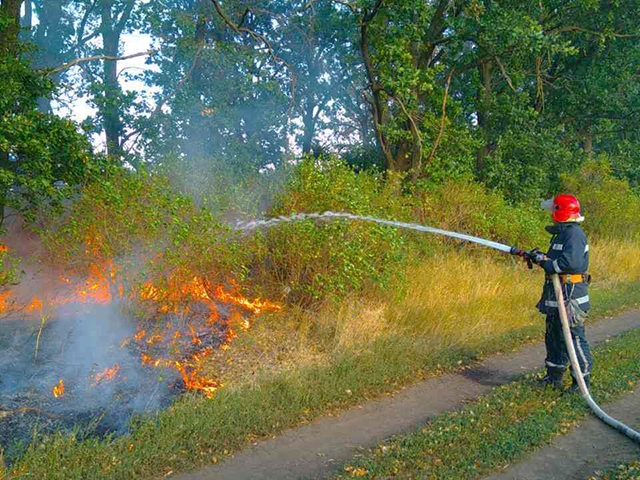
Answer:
xmin=537 ymin=222 xmax=590 ymax=314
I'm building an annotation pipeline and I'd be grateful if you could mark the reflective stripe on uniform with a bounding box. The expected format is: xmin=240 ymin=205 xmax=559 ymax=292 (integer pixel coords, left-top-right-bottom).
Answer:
xmin=552 ymin=259 xmax=562 ymax=273
xmin=585 ymin=245 xmax=589 ymax=253
xmin=545 ymin=360 xmax=568 ymax=368
xmin=545 ymin=295 xmax=589 ymax=308
xmin=576 ymin=295 xmax=590 ymax=305
xmin=552 ymin=244 xmax=563 ymax=250
xmin=576 ymin=340 xmax=590 ymax=374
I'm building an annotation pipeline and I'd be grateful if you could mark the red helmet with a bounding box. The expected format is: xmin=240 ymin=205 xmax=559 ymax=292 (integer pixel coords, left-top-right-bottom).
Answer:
xmin=549 ymin=194 xmax=583 ymax=223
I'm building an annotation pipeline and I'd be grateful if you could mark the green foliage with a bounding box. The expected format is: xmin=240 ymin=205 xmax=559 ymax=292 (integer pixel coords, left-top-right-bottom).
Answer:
xmin=40 ymin=169 xmax=248 ymax=292
xmin=594 ymin=461 xmax=640 ymax=480
xmin=41 ymin=169 xmax=185 ymax=265
xmin=0 ymin=247 xmax=20 ymax=287
xmin=561 ymin=159 xmax=640 ymax=240
xmin=0 ymin=11 xmax=95 ymax=221
xmin=482 ymin=124 xmax=575 ymax=203
xmin=252 ymin=157 xmax=410 ymax=303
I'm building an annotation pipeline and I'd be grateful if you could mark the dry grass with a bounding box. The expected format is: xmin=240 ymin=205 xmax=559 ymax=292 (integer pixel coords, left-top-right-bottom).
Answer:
xmin=214 ymin=239 xmax=640 ymax=388
xmin=387 ymin=252 xmax=541 ymax=349
xmin=590 ymin=239 xmax=640 ymax=288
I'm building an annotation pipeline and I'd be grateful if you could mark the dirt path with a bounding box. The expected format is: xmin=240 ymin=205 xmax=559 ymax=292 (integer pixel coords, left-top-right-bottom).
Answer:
xmin=485 ymin=389 xmax=640 ymax=480
xmin=176 ymin=310 xmax=640 ymax=480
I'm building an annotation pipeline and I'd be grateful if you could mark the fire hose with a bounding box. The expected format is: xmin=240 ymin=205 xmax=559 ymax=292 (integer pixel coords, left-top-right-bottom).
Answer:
xmin=239 ymin=212 xmax=640 ymax=443
xmin=550 ymin=272 xmax=640 ymax=443
xmin=510 ymin=246 xmax=640 ymax=444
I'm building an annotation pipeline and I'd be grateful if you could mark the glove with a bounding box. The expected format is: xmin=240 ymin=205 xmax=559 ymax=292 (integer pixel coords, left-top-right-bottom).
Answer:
xmin=525 ymin=248 xmax=547 ymax=267
xmin=510 ymin=246 xmax=548 ymax=269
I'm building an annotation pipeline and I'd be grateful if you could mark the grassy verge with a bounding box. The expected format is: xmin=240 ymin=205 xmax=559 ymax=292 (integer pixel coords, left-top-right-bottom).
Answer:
xmin=591 ymin=461 xmax=640 ymax=480
xmin=335 ymin=328 xmax=640 ymax=480
xmin=5 ymin=242 xmax=640 ymax=479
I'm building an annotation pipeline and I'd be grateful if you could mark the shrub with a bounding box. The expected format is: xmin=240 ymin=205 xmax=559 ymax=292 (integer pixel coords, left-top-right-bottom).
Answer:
xmin=0 ymin=246 xmax=20 ymax=287
xmin=250 ymin=156 xmax=410 ymax=304
xmin=40 ymin=169 xmax=248 ymax=295
xmin=561 ymin=158 xmax=640 ymax=240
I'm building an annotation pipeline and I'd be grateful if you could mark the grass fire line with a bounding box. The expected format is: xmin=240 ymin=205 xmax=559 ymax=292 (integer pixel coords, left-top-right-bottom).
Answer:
xmin=0 ymin=252 xmax=282 ymax=404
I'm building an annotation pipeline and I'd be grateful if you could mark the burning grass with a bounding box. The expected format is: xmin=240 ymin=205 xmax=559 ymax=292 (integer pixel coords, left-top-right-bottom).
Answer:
xmin=3 ymin=240 xmax=640 ymax=478
xmin=0 ymin=243 xmax=281 ymax=463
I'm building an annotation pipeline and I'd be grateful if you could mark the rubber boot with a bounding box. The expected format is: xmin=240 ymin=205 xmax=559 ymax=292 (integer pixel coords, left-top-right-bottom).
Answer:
xmin=570 ymin=375 xmax=591 ymax=394
xmin=538 ymin=367 xmax=564 ymax=389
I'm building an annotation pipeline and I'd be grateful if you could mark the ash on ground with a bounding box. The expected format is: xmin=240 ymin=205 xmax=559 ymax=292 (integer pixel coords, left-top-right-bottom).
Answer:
xmin=0 ymin=303 xmax=227 ymax=463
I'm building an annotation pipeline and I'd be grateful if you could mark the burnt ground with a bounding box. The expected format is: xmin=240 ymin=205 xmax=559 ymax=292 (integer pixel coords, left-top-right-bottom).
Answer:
xmin=0 ymin=302 xmax=228 ymax=463
xmin=175 ymin=309 xmax=640 ymax=480
xmin=0 ymin=311 xmax=178 ymax=462
xmin=485 ymin=389 xmax=640 ymax=480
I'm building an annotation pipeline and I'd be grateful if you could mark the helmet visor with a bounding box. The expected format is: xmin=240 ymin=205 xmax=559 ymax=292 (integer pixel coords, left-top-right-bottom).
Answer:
xmin=540 ymin=198 xmax=554 ymax=211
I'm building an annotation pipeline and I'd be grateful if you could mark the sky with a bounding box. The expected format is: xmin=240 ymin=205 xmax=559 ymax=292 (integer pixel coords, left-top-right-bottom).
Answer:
xmin=51 ymin=32 xmax=159 ymax=153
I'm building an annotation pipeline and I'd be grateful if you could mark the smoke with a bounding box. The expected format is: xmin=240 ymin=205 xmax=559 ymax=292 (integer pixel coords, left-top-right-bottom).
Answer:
xmin=0 ymin=275 xmax=180 ymax=461
xmin=0 ymin=216 xmax=185 ymax=461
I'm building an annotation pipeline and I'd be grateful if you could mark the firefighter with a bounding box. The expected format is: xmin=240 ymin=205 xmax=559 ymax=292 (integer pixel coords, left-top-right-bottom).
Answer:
xmin=532 ymin=194 xmax=594 ymax=392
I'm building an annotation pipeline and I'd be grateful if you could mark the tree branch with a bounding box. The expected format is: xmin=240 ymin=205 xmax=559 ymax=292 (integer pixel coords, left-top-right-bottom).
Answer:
xmin=391 ymin=94 xmax=423 ymax=180
xmin=44 ymin=50 xmax=156 ymax=76
xmin=209 ymin=0 xmax=297 ymax=112
xmin=360 ymin=1 xmax=393 ymax=167
xmin=424 ymin=68 xmax=455 ymax=168
xmin=494 ymin=56 xmax=516 ymax=92
xmin=115 ymin=0 xmax=136 ymax=34
xmin=76 ymin=0 xmax=97 ymax=50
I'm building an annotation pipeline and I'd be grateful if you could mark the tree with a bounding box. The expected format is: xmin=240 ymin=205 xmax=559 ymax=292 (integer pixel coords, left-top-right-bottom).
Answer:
xmin=137 ymin=0 xmax=292 ymax=178
xmin=0 ymin=2 xmax=94 ymax=224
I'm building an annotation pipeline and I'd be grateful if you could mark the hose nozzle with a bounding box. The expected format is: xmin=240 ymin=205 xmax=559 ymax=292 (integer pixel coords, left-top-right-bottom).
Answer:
xmin=510 ymin=246 xmax=546 ymax=269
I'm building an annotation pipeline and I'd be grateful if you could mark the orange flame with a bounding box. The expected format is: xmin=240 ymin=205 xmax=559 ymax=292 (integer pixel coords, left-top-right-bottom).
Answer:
xmin=91 ymin=364 xmax=121 ymax=386
xmin=175 ymin=363 xmax=221 ymax=398
xmin=0 ymin=234 xmax=282 ymax=399
xmin=53 ymin=379 xmax=65 ymax=398
xmin=26 ymin=297 xmax=43 ymax=312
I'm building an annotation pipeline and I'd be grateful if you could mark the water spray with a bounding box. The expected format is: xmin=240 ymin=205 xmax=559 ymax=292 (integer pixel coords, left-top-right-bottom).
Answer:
xmin=237 ymin=211 xmax=640 ymax=444
xmin=236 ymin=212 xmax=514 ymax=252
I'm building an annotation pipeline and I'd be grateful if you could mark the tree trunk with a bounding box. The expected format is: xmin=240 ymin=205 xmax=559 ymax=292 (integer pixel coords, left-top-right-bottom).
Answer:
xmin=0 ymin=0 xmax=22 ymax=56
xmin=101 ymin=0 xmax=123 ymax=159
xmin=33 ymin=0 xmax=66 ymax=113
xmin=475 ymin=59 xmax=493 ymax=176
xmin=301 ymin=104 xmax=316 ymax=155
xmin=583 ymin=132 xmax=593 ymax=156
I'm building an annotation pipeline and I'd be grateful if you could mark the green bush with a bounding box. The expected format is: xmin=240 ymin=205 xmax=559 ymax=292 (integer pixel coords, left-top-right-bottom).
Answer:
xmin=561 ymin=158 xmax=640 ymax=240
xmin=41 ymin=169 xmax=187 ymax=267
xmin=250 ymin=156 xmax=410 ymax=304
xmin=40 ymin=169 xmax=248 ymax=296
xmin=0 ymin=246 xmax=20 ymax=287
